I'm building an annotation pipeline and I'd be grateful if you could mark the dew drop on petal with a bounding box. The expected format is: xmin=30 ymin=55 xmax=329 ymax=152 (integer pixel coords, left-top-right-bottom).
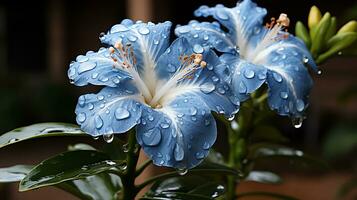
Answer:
xmin=244 ymin=69 xmax=255 ymax=79
xmin=200 ymin=83 xmax=215 ymax=94
xmin=138 ymin=27 xmax=150 ymax=35
xmin=78 ymin=62 xmax=97 ymax=74
xmin=178 ymin=26 xmax=190 ymax=34
xmin=238 ymin=82 xmax=247 ymax=93
xmin=77 ymin=113 xmax=86 ymax=123
xmin=273 ymin=72 xmax=283 ymax=83
xmin=97 ymin=95 xmax=104 ymax=101
xmin=280 ymin=91 xmax=288 ymax=99
xmin=193 ymin=44 xmax=204 ymax=54
xmin=128 ymin=35 xmax=137 ymax=42
xmin=296 ymin=99 xmax=305 ymax=112
xmin=142 ymin=128 xmax=162 ymax=146
xmin=203 ymin=34 xmax=209 ymax=40
xmin=76 ymin=55 xmax=89 ymax=63
xmin=203 ymin=142 xmax=210 ymax=150
xmin=160 ymin=123 xmax=170 ymax=129
xmin=195 ymin=151 xmax=205 ymax=159
xmin=174 ymin=144 xmax=184 ymax=161
xmin=95 ymin=116 xmax=103 ymax=129
xmin=115 ymin=108 xmax=130 ymax=120
xmin=111 ymin=24 xmax=129 ymax=33
xmin=216 ymin=10 xmax=229 ymax=20
xmin=91 ymin=73 xmax=99 ymax=79
xmin=167 ymin=64 xmax=176 ymax=73
xmin=189 ymin=107 xmax=197 ymax=116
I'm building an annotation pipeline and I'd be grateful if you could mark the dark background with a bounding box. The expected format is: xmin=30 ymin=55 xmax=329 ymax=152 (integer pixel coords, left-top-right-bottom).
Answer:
xmin=0 ymin=0 xmax=356 ymax=199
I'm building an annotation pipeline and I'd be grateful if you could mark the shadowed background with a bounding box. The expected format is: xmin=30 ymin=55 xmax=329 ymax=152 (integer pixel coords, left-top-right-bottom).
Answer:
xmin=0 ymin=0 xmax=356 ymax=199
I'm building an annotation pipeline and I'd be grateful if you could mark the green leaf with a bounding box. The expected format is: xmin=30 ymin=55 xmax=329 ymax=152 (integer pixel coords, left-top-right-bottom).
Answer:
xmin=237 ymin=191 xmax=299 ymax=200
xmin=19 ymin=150 xmax=126 ymax=191
xmin=59 ymin=174 xmax=122 ymax=200
xmin=0 ymin=165 xmax=33 ymax=183
xmin=142 ymin=175 xmax=225 ymax=200
xmin=317 ymin=32 xmax=357 ymax=63
xmin=295 ymin=21 xmax=311 ymax=48
xmin=245 ymin=171 xmax=282 ymax=184
xmin=310 ymin=12 xmax=331 ymax=57
xmin=0 ymin=123 xmax=86 ymax=148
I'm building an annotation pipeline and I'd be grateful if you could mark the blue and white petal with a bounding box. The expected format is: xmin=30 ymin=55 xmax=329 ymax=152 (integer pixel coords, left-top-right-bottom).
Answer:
xmin=264 ymin=47 xmax=313 ymax=117
xmin=68 ymin=47 xmax=132 ymax=87
xmin=193 ymin=0 xmax=267 ymax=54
xmin=175 ymin=20 xmax=237 ymax=54
xmin=100 ymin=20 xmax=172 ymax=89
xmin=75 ymin=84 xmax=144 ymax=137
xmin=219 ymin=56 xmax=268 ymax=101
xmin=155 ymin=38 xmax=239 ymax=118
xmin=136 ymin=94 xmax=216 ymax=169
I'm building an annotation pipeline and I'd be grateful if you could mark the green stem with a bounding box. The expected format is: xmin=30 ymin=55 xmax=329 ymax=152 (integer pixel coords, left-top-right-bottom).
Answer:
xmin=227 ymin=127 xmax=237 ymax=200
xmin=121 ymin=130 xmax=140 ymax=200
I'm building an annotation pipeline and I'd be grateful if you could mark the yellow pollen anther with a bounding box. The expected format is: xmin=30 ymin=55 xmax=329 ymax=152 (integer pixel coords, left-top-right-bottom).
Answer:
xmin=200 ymin=61 xmax=207 ymax=68
xmin=277 ymin=13 xmax=290 ymax=27
xmin=155 ymin=104 xmax=162 ymax=109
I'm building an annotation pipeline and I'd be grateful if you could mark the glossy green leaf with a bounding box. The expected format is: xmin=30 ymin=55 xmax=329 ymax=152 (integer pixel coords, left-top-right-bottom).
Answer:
xmin=142 ymin=175 xmax=225 ymax=200
xmin=59 ymin=174 xmax=122 ymax=200
xmin=0 ymin=123 xmax=86 ymax=148
xmin=295 ymin=21 xmax=311 ymax=48
xmin=0 ymin=165 xmax=33 ymax=183
xmin=245 ymin=171 xmax=282 ymax=184
xmin=236 ymin=191 xmax=299 ymax=200
xmin=19 ymin=150 xmax=126 ymax=191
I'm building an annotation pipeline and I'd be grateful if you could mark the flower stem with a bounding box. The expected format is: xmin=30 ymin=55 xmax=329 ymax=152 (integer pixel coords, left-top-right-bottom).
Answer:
xmin=121 ymin=129 xmax=140 ymax=200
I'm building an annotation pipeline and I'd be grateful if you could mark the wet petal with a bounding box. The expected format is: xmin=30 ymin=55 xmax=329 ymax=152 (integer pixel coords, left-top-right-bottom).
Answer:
xmin=75 ymin=84 xmax=143 ymax=137
xmin=68 ymin=47 xmax=132 ymax=87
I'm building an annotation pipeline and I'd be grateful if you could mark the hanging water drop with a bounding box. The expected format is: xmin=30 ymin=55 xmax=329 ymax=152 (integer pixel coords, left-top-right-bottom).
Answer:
xmin=317 ymin=69 xmax=322 ymax=75
xmin=296 ymin=99 xmax=305 ymax=112
xmin=177 ymin=168 xmax=188 ymax=176
xmin=103 ymin=133 xmax=114 ymax=143
xmin=292 ymin=117 xmax=303 ymax=128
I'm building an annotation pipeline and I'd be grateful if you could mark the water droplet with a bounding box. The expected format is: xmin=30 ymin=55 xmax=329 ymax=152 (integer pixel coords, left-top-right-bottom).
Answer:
xmin=231 ymin=121 xmax=239 ymax=130
xmin=174 ymin=144 xmax=184 ymax=161
xmin=258 ymin=72 xmax=266 ymax=80
xmin=167 ymin=64 xmax=176 ymax=73
xmin=238 ymin=82 xmax=247 ymax=93
xmin=99 ymin=32 xmax=105 ymax=39
xmin=111 ymin=24 xmax=129 ymax=33
xmin=189 ymin=107 xmax=197 ymax=116
xmin=204 ymin=119 xmax=211 ymax=126
xmin=292 ymin=117 xmax=303 ymax=128
xmin=193 ymin=44 xmax=204 ymax=53
xmin=138 ymin=27 xmax=150 ymax=35
xmin=115 ymin=108 xmax=130 ymax=120
xmin=78 ymin=62 xmax=97 ymax=74
xmin=200 ymin=83 xmax=215 ymax=94
xmin=76 ymin=55 xmax=89 ymax=63
xmin=160 ymin=123 xmax=170 ymax=129
xmin=317 ymin=70 xmax=322 ymax=75
xmin=177 ymin=168 xmax=188 ymax=176
xmin=91 ymin=72 xmax=99 ymax=79
xmin=153 ymin=40 xmax=159 ymax=45
xmin=216 ymin=10 xmax=229 ymax=20
xmin=273 ymin=72 xmax=283 ymax=82
xmin=8 ymin=138 xmax=19 ymax=143
xmin=244 ymin=69 xmax=255 ymax=79
xmin=203 ymin=35 xmax=209 ymax=40
xmin=127 ymin=35 xmax=137 ymax=42
xmin=97 ymin=95 xmax=104 ymax=100
xmin=303 ymin=56 xmax=309 ymax=63
xmin=95 ymin=116 xmax=103 ymax=129
xmin=195 ymin=151 xmax=205 ymax=159
xmin=338 ymin=51 xmax=342 ymax=55
xmin=103 ymin=133 xmax=114 ymax=143
xmin=99 ymin=76 xmax=109 ymax=82
xmin=77 ymin=113 xmax=86 ymax=123
xmin=112 ymin=77 xmax=120 ymax=84
xmin=142 ymin=128 xmax=162 ymax=146
xmin=78 ymin=96 xmax=86 ymax=107
xmin=122 ymin=143 xmax=129 ymax=152
xmin=88 ymin=103 xmax=94 ymax=110
xmin=254 ymin=26 xmax=261 ymax=34
xmin=148 ymin=115 xmax=154 ymax=121
xmin=68 ymin=68 xmax=76 ymax=78
xmin=296 ymin=99 xmax=305 ymax=112
xmin=178 ymin=26 xmax=190 ymax=34
xmin=280 ymin=91 xmax=288 ymax=99
xmin=177 ymin=113 xmax=184 ymax=118
xmin=217 ymin=87 xmax=226 ymax=94
xmin=191 ymin=116 xmax=197 ymax=121
xmin=193 ymin=34 xmax=199 ymax=38
xmin=203 ymin=142 xmax=210 ymax=150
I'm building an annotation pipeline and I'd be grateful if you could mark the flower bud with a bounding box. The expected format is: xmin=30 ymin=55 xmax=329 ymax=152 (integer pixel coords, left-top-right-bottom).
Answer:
xmin=337 ymin=20 xmax=357 ymax=34
xmin=308 ymin=6 xmax=322 ymax=29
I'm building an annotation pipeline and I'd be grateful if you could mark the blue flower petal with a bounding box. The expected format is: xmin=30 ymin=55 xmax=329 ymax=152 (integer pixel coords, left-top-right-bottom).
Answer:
xmin=219 ymin=55 xmax=268 ymax=101
xmin=193 ymin=0 xmax=267 ymax=53
xmin=68 ymin=47 xmax=132 ymax=87
xmin=100 ymin=20 xmax=172 ymax=89
xmin=175 ymin=20 xmax=237 ymax=54
xmin=155 ymin=37 xmax=239 ymax=119
xmin=264 ymin=46 xmax=313 ymax=117
xmin=136 ymin=94 xmax=216 ymax=169
xmin=75 ymin=83 xmax=143 ymax=137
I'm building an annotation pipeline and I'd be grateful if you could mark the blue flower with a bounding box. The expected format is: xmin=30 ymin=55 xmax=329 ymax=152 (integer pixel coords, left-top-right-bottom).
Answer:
xmin=68 ymin=20 xmax=239 ymax=169
xmin=175 ymin=0 xmax=318 ymax=118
